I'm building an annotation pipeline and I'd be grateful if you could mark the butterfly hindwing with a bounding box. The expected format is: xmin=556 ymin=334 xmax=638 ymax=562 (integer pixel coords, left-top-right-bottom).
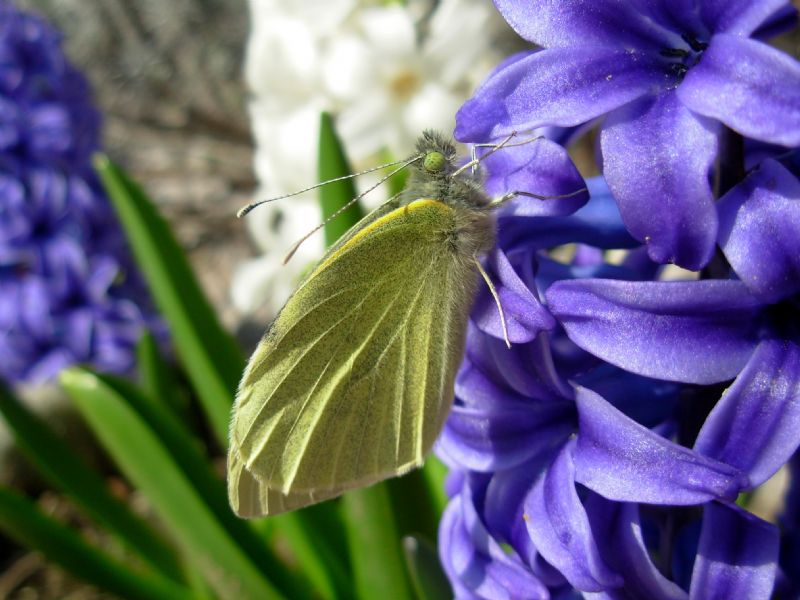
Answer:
xmin=228 ymin=200 xmax=479 ymax=517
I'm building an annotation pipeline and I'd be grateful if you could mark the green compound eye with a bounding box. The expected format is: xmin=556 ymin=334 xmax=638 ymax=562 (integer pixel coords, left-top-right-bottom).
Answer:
xmin=423 ymin=151 xmax=446 ymax=173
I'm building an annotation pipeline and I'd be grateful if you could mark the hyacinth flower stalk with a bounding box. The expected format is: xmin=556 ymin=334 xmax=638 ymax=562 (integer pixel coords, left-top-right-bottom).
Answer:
xmin=0 ymin=3 xmax=162 ymax=383
xmin=438 ymin=0 xmax=800 ymax=595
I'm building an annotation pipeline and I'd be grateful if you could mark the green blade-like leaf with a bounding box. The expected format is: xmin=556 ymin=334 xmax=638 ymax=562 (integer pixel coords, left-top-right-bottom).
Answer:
xmin=341 ymin=484 xmax=414 ymax=600
xmin=99 ymin=373 xmax=309 ymax=598
xmin=0 ymin=487 xmax=191 ymax=600
xmin=386 ymin=468 xmax=441 ymax=546
xmin=318 ymin=111 xmax=364 ymax=247
xmin=61 ymin=367 xmax=283 ymax=600
xmin=421 ymin=455 xmax=449 ymax=518
xmin=136 ymin=329 xmax=189 ymax=421
xmin=271 ymin=502 xmax=352 ymax=600
xmin=94 ymin=154 xmax=242 ymax=444
xmin=0 ymin=381 xmax=183 ymax=582
xmin=379 ymin=148 xmax=410 ymax=198
xmin=402 ymin=536 xmax=452 ymax=600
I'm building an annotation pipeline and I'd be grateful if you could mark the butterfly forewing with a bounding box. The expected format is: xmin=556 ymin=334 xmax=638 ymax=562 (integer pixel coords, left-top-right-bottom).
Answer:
xmin=228 ymin=199 xmax=480 ymax=517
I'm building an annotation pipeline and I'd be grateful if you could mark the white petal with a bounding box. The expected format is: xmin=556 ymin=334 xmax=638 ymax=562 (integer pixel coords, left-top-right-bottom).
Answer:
xmin=322 ymin=34 xmax=377 ymax=100
xmin=250 ymin=104 xmax=323 ymax=193
xmin=425 ymin=0 xmax=497 ymax=86
xmin=231 ymin=255 xmax=282 ymax=314
xmin=285 ymin=0 xmax=355 ymax=35
xmin=337 ymin=91 xmax=395 ymax=160
xmin=402 ymin=83 xmax=461 ymax=137
xmin=244 ymin=195 xmax=322 ymax=254
xmin=358 ymin=6 xmax=416 ymax=59
xmin=245 ymin=15 xmax=320 ymax=97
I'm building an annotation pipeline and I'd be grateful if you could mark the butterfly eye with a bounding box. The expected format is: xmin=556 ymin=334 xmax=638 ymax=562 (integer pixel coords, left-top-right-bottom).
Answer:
xmin=423 ymin=151 xmax=446 ymax=173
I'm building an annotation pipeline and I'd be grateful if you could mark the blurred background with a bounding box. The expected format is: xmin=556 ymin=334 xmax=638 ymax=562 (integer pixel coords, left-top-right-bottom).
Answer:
xmin=15 ymin=0 xmax=253 ymax=333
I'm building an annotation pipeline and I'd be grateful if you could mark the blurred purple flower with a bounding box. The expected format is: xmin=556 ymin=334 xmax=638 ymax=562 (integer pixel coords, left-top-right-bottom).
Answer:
xmin=0 ymin=3 xmax=162 ymax=384
xmin=0 ymin=3 xmax=100 ymax=169
xmin=456 ymin=0 xmax=800 ymax=270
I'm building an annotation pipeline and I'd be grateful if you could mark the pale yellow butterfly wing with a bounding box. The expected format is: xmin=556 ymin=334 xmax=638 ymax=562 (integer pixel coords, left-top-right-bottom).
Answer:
xmin=228 ymin=199 xmax=480 ymax=517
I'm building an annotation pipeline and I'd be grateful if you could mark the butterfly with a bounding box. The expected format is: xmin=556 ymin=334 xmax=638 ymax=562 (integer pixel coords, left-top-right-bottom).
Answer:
xmin=227 ymin=130 xmax=561 ymax=517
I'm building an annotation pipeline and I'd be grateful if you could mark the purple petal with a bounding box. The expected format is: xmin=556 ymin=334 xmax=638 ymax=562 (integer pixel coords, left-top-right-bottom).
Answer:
xmin=27 ymin=348 xmax=74 ymax=383
xmin=462 ymin=323 xmax=573 ymax=401
xmin=546 ymin=279 xmax=764 ymax=384
xmin=438 ymin=398 xmax=574 ymax=472
xmin=63 ymin=308 xmax=94 ymax=359
xmin=601 ymin=92 xmax=719 ymax=270
xmin=498 ymin=176 xmax=637 ymax=252
xmin=700 ymin=0 xmax=791 ymax=35
xmin=678 ymin=35 xmax=800 ymax=147
xmin=690 ymin=502 xmax=779 ymax=599
xmin=483 ymin=460 xmax=561 ymax=581
xmin=752 ymin=4 xmax=799 ymax=39
xmin=455 ymin=48 xmax=663 ymax=142
xmin=585 ymin=494 xmax=688 ymax=600
xmin=483 ymin=138 xmax=588 ymax=216
xmin=492 ymin=0 xmax=675 ymax=51
xmin=694 ymin=339 xmax=800 ymax=487
xmin=573 ymin=387 xmax=749 ymax=504
xmin=524 ymin=440 xmax=623 ymax=591
xmin=472 ymin=248 xmax=556 ymax=343
xmin=717 ymin=158 xmax=800 ymax=303
xmin=439 ymin=491 xmax=549 ymax=599
xmin=635 ymin=1 xmax=705 ymax=35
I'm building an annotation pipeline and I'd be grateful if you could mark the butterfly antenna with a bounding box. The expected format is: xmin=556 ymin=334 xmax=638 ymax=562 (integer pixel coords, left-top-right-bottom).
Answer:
xmin=237 ymin=156 xmax=420 ymax=218
xmin=460 ymin=132 xmax=551 ymax=178
xmin=452 ymin=131 xmax=523 ymax=178
xmin=282 ymin=154 xmax=424 ymax=265
xmin=461 ymin=132 xmax=588 ymax=206
xmin=474 ymin=257 xmax=511 ymax=349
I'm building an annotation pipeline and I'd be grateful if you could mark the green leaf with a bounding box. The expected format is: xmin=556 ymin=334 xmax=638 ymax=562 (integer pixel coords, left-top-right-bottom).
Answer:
xmin=94 ymin=155 xmax=243 ymax=444
xmin=318 ymin=112 xmax=365 ymax=247
xmin=421 ymin=455 xmax=449 ymax=518
xmin=341 ymin=484 xmax=414 ymax=600
xmin=386 ymin=468 xmax=441 ymax=545
xmin=61 ymin=367 xmax=283 ymax=600
xmin=402 ymin=536 xmax=452 ymax=600
xmin=378 ymin=147 xmax=410 ymax=198
xmin=271 ymin=502 xmax=352 ymax=600
xmin=136 ymin=329 xmax=189 ymax=421
xmin=0 ymin=381 xmax=183 ymax=582
xmin=0 ymin=486 xmax=191 ymax=600
xmin=98 ymin=373 xmax=309 ymax=598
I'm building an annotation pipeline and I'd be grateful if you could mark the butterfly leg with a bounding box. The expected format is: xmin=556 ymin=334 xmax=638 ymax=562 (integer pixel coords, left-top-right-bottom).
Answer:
xmin=473 ymin=257 xmax=511 ymax=349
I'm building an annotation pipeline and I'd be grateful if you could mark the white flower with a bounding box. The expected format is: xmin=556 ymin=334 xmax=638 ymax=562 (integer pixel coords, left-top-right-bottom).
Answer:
xmin=233 ymin=0 xmax=516 ymax=316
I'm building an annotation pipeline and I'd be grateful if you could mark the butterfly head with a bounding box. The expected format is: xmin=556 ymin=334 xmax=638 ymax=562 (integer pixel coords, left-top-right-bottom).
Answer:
xmin=415 ymin=131 xmax=457 ymax=178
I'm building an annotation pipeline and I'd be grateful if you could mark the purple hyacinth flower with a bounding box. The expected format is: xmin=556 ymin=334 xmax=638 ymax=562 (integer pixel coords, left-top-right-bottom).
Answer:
xmin=456 ymin=0 xmax=800 ymax=270
xmin=548 ymin=278 xmax=800 ymax=485
xmin=439 ymin=248 xmax=760 ymax=596
xmin=0 ymin=4 xmax=163 ymax=384
xmin=0 ymin=5 xmax=100 ymax=169
xmin=547 ymin=154 xmax=800 ymax=490
xmin=717 ymin=157 xmax=800 ymax=303
xmin=438 ymin=160 xmax=797 ymax=596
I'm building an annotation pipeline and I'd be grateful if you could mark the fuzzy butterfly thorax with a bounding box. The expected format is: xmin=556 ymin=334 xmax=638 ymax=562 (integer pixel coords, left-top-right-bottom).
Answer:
xmin=401 ymin=130 xmax=496 ymax=259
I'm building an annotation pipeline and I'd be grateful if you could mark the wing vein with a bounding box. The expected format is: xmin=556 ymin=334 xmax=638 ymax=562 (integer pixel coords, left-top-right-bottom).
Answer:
xmin=349 ymin=252 xmax=441 ymax=480
xmin=264 ymin=277 xmax=387 ymax=485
